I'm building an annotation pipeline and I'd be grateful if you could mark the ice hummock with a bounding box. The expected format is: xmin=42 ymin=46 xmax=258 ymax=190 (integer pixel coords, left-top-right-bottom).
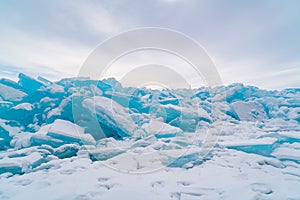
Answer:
xmin=0 ymin=73 xmax=299 ymax=183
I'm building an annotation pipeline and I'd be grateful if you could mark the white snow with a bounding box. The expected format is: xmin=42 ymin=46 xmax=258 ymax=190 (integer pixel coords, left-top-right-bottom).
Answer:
xmin=0 ymin=152 xmax=44 ymax=174
xmin=48 ymin=84 xmax=64 ymax=93
xmin=12 ymin=103 xmax=33 ymax=111
xmin=219 ymin=137 xmax=277 ymax=147
xmin=0 ymin=83 xmax=27 ymax=101
xmin=142 ymin=119 xmax=183 ymax=138
xmin=1 ymin=147 xmax=300 ymax=200
xmin=231 ymin=101 xmax=268 ymax=121
xmin=47 ymin=119 xmax=96 ymax=145
xmin=272 ymin=145 xmax=300 ymax=161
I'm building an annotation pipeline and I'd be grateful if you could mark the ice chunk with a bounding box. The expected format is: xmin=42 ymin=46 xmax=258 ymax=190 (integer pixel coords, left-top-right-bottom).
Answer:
xmin=102 ymin=150 xmax=169 ymax=172
xmin=279 ymin=132 xmax=300 ymax=143
xmin=82 ymin=96 xmax=138 ymax=138
xmin=214 ymin=102 xmax=239 ymax=120
xmin=102 ymin=77 xmax=123 ymax=92
xmin=29 ymin=120 xmax=96 ymax=147
xmin=18 ymin=73 xmax=45 ymax=93
xmin=220 ymin=137 xmax=278 ymax=156
xmin=288 ymin=107 xmax=300 ymax=123
xmin=142 ymin=119 xmax=183 ymax=138
xmin=45 ymin=97 xmax=73 ymax=123
xmin=0 ymin=101 xmax=14 ymax=114
xmin=272 ymin=143 xmax=300 ymax=161
xmin=0 ymin=78 xmax=23 ymax=90
xmin=0 ymin=152 xmax=44 ymax=174
xmin=225 ymin=83 xmax=245 ymax=102
xmin=257 ymin=157 xmax=286 ymax=168
xmin=48 ymin=84 xmax=65 ymax=94
xmin=167 ymin=151 xmax=201 ymax=168
xmin=262 ymin=131 xmax=300 ymax=144
xmin=30 ymin=134 xmax=67 ymax=148
xmin=231 ymin=101 xmax=268 ymax=122
xmin=0 ymin=83 xmax=27 ymax=102
xmin=131 ymin=135 xmax=157 ymax=148
xmin=29 ymin=124 xmax=65 ymax=147
xmin=89 ymin=148 xmax=126 ymax=161
xmin=37 ymin=76 xmax=53 ymax=86
xmin=0 ymin=124 xmax=12 ymax=149
xmin=10 ymin=132 xmax=33 ymax=149
xmin=145 ymin=103 xmax=211 ymax=132
xmin=251 ymin=183 xmax=273 ymax=195
xmin=3 ymin=102 xmax=34 ymax=121
xmin=47 ymin=119 xmax=96 ymax=145
xmin=158 ymin=97 xmax=179 ymax=105
xmin=54 ymin=144 xmax=79 ymax=159
xmin=104 ymin=91 xmax=143 ymax=111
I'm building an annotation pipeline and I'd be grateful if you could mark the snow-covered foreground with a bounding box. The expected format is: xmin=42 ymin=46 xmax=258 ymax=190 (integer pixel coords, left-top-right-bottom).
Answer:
xmin=0 ymin=74 xmax=300 ymax=199
xmin=1 ymin=120 xmax=300 ymax=200
xmin=1 ymin=143 xmax=300 ymax=199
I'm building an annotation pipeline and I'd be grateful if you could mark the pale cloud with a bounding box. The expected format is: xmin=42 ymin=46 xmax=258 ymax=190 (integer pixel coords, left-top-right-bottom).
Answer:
xmin=0 ymin=0 xmax=299 ymax=89
xmin=0 ymin=0 xmax=138 ymax=80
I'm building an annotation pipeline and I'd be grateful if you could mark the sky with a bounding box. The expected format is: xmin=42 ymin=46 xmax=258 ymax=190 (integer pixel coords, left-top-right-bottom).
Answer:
xmin=0 ymin=0 xmax=299 ymax=89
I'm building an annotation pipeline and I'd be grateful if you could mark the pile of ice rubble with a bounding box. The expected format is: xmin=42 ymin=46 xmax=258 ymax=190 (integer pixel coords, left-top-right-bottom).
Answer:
xmin=0 ymin=73 xmax=299 ymax=178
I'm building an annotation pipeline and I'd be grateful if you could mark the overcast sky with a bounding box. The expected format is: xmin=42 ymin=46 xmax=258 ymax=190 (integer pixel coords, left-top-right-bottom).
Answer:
xmin=0 ymin=0 xmax=299 ymax=89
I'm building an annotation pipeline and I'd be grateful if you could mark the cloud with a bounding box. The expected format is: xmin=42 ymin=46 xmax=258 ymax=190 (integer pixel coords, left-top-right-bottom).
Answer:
xmin=0 ymin=0 xmax=138 ymax=80
xmin=0 ymin=0 xmax=299 ymax=89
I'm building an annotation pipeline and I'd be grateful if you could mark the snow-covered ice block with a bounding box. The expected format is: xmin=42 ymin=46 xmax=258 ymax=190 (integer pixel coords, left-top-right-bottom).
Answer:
xmin=29 ymin=120 xmax=95 ymax=147
xmin=10 ymin=132 xmax=33 ymax=149
xmin=257 ymin=157 xmax=286 ymax=168
xmin=102 ymin=77 xmax=123 ymax=92
xmin=261 ymin=131 xmax=300 ymax=144
xmin=37 ymin=76 xmax=53 ymax=86
xmin=0 ymin=101 xmax=14 ymax=113
xmin=273 ymin=147 xmax=300 ymax=162
xmin=18 ymin=73 xmax=45 ymax=93
xmin=13 ymin=103 xmax=33 ymax=111
xmin=288 ymin=107 xmax=300 ymax=123
xmin=158 ymin=97 xmax=179 ymax=105
xmin=102 ymin=151 xmax=169 ymax=172
xmin=0 ymin=152 xmax=44 ymax=175
xmin=0 ymin=124 xmax=11 ymax=149
xmin=104 ymin=91 xmax=143 ymax=111
xmin=0 ymin=83 xmax=27 ymax=102
xmin=47 ymin=119 xmax=96 ymax=145
xmin=148 ymin=103 xmax=211 ymax=132
xmin=131 ymin=136 xmax=157 ymax=148
xmin=231 ymin=101 xmax=268 ymax=122
xmin=47 ymin=84 xmax=65 ymax=94
xmin=167 ymin=151 xmax=201 ymax=168
xmin=153 ymin=104 xmax=210 ymax=122
xmin=3 ymin=102 xmax=34 ymax=121
xmin=170 ymin=118 xmax=198 ymax=132
xmin=278 ymin=132 xmax=300 ymax=143
xmin=142 ymin=119 xmax=183 ymax=138
xmin=220 ymin=137 xmax=278 ymax=156
xmin=54 ymin=144 xmax=80 ymax=159
xmin=0 ymin=137 xmax=6 ymax=148
xmin=272 ymin=143 xmax=300 ymax=162
xmin=89 ymin=147 xmax=126 ymax=161
xmin=83 ymin=96 xmax=137 ymax=138
xmin=30 ymin=134 xmax=67 ymax=148
xmin=0 ymin=123 xmax=10 ymax=141
xmin=0 ymin=78 xmax=23 ymax=90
